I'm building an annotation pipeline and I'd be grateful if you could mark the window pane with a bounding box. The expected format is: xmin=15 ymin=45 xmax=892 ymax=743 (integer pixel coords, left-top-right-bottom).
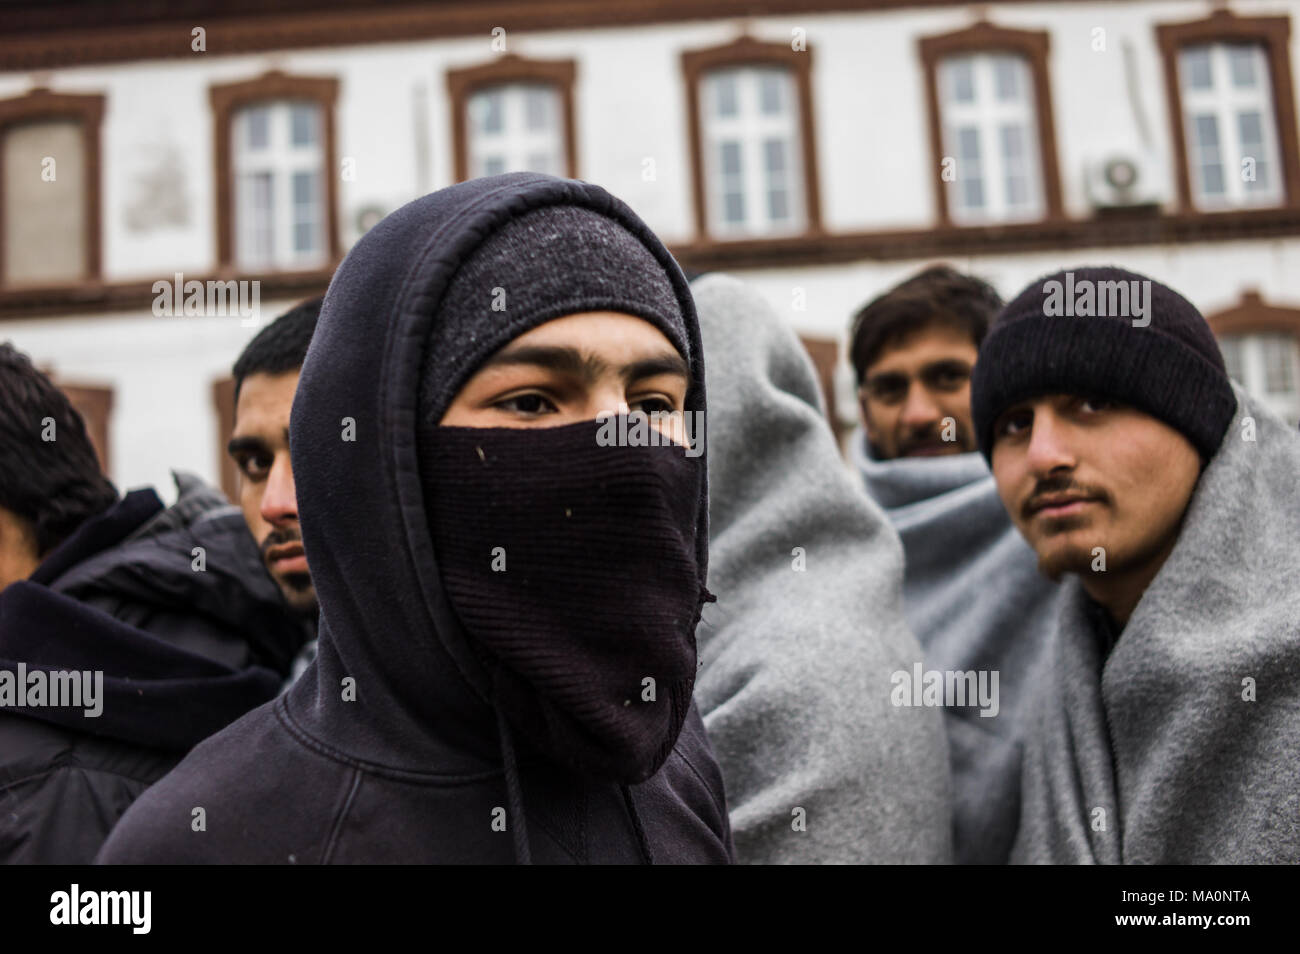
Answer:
xmin=239 ymin=171 xmax=274 ymax=266
xmin=947 ymin=58 xmax=975 ymax=104
xmin=723 ymin=191 xmax=745 ymax=224
xmin=758 ymin=70 xmax=785 ymax=115
xmin=957 ymin=126 xmax=984 ymax=209
xmin=993 ymin=55 xmax=1021 ymax=102
xmin=3 ymin=119 xmax=85 ymax=283
xmin=245 ymin=107 xmax=270 ymax=150
xmin=1192 ymin=114 xmax=1224 ymax=195
xmin=713 ymin=73 xmax=738 ymax=117
xmin=525 ymin=151 xmax=554 ymax=175
xmin=1001 ymin=124 xmax=1028 ymax=206
xmin=1262 ymin=335 xmax=1297 ymax=394
xmin=720 ymin=139 xmax=743 ymax=176
xmin=1182 ymin=46 xmax=1213 ymax=90
xmin=1228 ymin=45 xmax=1258 ymax=88
xmin=471 ymin=90 xmax=504 ymax=134
xmin=764 ymin=137 xmax=789 ymax=222
xmin=290 ymin=103 xmax=319 ymax=147
xmin=483 ymin=155 xmax=506 ymax=176
xmin=719 ymin=140 xmax=744 ymax=224
xmin=1219 ymin=336 xmax=1245 ymax=383
xmin=524 ymin=87 xmax=554 ymax=132
xmin=292 ymin=171 xmax=320 ymax=254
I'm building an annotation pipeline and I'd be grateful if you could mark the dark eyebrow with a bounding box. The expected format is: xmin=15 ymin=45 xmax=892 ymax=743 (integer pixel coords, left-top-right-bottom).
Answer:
xmin=480 ymin=345 xmax=691 ymax=388
xmin=622 ymin=353 xmax=691 ymax=388
xmin=227 ymin=435 xmax=272 ymax=458
xmin=922 ymin=358 xmax=972 ymax=373
xmin=479 ymin=345 xmax=606 ymax=382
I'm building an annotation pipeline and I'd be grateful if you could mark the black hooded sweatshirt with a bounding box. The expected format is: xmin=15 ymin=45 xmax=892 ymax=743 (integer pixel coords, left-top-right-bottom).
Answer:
xmin=98 ymin=174 xmax=734 ymax=864
xmin=0 ymin=472 xmax=304 ymax=863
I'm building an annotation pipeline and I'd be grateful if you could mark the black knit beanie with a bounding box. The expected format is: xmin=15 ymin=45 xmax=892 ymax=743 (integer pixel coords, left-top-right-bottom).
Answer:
xmin=971 ymin=266 xmax=1237 ymax=463
xmin=418 ymin=203 xmax=689 ymax=427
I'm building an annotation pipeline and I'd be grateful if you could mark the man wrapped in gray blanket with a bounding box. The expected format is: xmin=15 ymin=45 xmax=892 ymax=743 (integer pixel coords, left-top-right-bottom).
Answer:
xmin=691 ymin=273 xmax=953 ymax=863
xmin=971 ymin=266 xmax=1300 ymax=864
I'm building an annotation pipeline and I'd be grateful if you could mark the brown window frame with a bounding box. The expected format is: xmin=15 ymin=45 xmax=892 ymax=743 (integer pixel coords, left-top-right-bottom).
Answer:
xmin=446 ymin=54 xmax=578 ymax=184
xmin=1156 ymin=9 xmax=1300 ymax=213
xmin=918 ymin=20 xmax=1064 ymax=227
xmin=0 ymin=88 xmax=104 ymax=288
xmin=1206 ymin=289 xmax=1300 ymax=338
xmin=40 ymin=373 xmax=114 ymax=476
xmin=209 ymin=70 xmax=341 ymax=273
xmin=682 ymin=34 xmax=823 ymax=241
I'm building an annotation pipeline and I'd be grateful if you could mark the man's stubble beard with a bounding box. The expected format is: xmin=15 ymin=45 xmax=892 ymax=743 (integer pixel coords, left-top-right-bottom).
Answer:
xmin=1028 ymin=513 xmax=1099 ymax=583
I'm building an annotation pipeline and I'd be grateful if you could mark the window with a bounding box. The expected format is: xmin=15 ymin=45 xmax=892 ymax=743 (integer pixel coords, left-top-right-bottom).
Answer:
xmin=1217 ymin=333 xmax=1300 ymax=423
xmin=0 ymin=89 xmax=103 ymax=287
xmin=1177 ymin=43 xmax=1284 ymax=208
xmin=210 ymin=72 xmax=340 ymax=273
xmin=697 ymin=66 xmax=805 ymax=236
xmin=232 ymin=101 xmax=327 ymax=270
xmin=447 ymin=55 xmax=577 ymax=184
xmin=56 ymin=381 xmax=113 ymax=476
xmin=682 ymin=36 xmax=822 ymax=241
xmin=919 ymin=22 xmax=1063 ymax=227
xmin=1207 ymin=291 xmax=1300 ymax=426
xmin=1157 ymin=11 xmax=1300 ymax=213
xmin=937 ymin=53 xmax=1045 ymax=224
xmin=465 ymin=84 xmax=565 ymax=179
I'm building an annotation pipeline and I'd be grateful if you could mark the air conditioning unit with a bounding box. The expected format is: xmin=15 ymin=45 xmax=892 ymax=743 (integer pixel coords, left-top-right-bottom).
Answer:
xmin=1084 ymin=153 xmax=1159 ymax=210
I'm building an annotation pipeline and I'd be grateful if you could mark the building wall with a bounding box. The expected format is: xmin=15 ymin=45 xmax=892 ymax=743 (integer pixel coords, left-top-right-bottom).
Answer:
xmin=3 ymin=0 xmax=1299 ymax=494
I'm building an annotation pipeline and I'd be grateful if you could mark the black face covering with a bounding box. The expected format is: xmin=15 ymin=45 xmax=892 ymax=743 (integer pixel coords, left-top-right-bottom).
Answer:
xmin=422 ymin=417 xmax=712 ymax=784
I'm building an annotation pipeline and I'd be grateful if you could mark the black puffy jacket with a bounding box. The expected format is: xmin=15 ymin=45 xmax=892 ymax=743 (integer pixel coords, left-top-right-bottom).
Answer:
xmin=0 ymin=472 xmax=307 ymax=863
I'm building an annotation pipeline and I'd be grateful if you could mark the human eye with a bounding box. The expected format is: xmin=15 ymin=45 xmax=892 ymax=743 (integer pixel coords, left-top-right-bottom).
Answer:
xmin=866 ymin=376 xmax=907 ymax=404
xmin=995 ymin=407 xmax=1033 ymax=438
xmin=236 ymin=452 xmax=273 ymax=482
xmin=630 ymin=395 xmax=679 ymax=416
xmin=1078 ymin=396 xmax=1114 ymax=415
xmin=494 ymin=391 xmax=559 ymax=417
xmin=930 ymin=363 xmax=971 ymax=390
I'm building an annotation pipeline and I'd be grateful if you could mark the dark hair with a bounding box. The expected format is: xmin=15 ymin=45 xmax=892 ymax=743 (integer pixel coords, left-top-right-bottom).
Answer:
xmin=0 ymin=342 xmax=118 ymax=556
xmin=232 ymin=297 xmax=322 ymax=400
xmin=849 ymin=265 xmax=1003 ymax=384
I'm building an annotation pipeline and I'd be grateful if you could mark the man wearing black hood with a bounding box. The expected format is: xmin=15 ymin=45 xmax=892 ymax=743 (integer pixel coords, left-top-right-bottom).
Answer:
xmin=0 ymin=344 xmax=305 ymax=863
xmin=99 ymin=173 xmax=733 ymax=864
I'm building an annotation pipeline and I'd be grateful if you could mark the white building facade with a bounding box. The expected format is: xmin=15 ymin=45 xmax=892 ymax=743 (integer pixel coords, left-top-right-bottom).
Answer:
xmin=2 ymin=0 xmax=1299 ymax=496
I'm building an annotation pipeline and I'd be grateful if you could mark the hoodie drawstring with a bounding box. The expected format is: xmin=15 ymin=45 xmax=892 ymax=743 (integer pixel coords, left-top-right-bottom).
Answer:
xmin=494 ymin=705 xmax=532 ymax=865
xmin=620 ymin=784 xmax=655 ymax=865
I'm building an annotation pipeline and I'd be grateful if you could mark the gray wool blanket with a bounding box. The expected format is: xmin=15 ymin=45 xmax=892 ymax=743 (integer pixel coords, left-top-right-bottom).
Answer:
xmin=853 ymin=437 xmax=1064 ymax=863
xmin=691 ymin=273 xmax=953 ymax=863
xmin=1013 ymin=384 xmax=1300 ymax=863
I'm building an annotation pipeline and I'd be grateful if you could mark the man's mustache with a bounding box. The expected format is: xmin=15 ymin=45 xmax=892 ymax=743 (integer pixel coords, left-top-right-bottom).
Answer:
xmin=1021 ymin=474 xmax=1110 ymax=521
xmin=260 ymin=527 xmax=303 ymax=562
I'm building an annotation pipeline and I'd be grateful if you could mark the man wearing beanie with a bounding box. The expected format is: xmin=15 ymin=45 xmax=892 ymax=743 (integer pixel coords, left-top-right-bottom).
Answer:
xmin=98 ymin=172 xmax=733 ymax=864
xmin=972 ymin=265 xmax=1300 ymax=864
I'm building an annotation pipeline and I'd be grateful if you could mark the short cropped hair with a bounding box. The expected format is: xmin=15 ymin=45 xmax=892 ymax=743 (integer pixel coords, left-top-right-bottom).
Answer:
xmin=0 ymin=342 xmax=118 ymax=555
xmin=849 ymin=265 xmax=1003 ymax=384
xmin=232 ymin=297 xmax=322 ymax=401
